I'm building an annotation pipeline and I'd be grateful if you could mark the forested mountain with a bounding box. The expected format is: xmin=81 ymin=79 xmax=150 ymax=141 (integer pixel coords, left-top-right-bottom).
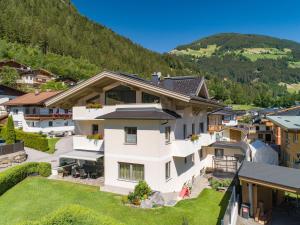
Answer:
xmin=170 ymin=33 xmax=300 ymax=107
xmin=0 ymin=0 xmax=299 ymax=107
xmin=0 ymin=0 xmax=186 ymax=79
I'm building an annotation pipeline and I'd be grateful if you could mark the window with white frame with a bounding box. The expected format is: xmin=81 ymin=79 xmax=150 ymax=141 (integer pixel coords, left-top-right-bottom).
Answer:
xmin=118 ymin=162 xmax=144 ymax=181
xmin=125 ymin=127 xmax=137 ymax=144
xmin=165 ymin=161 xmax=171 ymax=180
xmin=165 ymin=126 xmax=171 ymax=143
xmin=183 ymin=124 xmax=187 ymax=139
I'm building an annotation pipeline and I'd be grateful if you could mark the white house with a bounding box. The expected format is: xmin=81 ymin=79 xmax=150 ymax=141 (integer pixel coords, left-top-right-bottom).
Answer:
xmin=45 ymin=71 xmax=227 ymax=193
xmin=4 ymin=91 xmax=74 ymax=135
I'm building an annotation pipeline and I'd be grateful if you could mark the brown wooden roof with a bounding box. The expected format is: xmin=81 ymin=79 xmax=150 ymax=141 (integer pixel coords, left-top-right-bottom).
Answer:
xmin=4 ymin=91 xmax=61 ymax=106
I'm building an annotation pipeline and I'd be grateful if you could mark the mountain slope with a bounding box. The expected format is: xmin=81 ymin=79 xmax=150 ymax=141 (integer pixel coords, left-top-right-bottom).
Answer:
xmin=0 ymin=0 xmax=185 ymax=78
xmin=170 ymin=33 xmax=300 ymax=84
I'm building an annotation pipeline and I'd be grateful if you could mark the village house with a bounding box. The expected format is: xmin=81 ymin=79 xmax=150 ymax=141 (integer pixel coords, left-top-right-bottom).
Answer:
xmin=267 ymin=115 xmax=300 ymax=168
xmin=43 ymin=70 xmax=237 ymax=193
xmin=4 ymin=91 xmax=74 ymax=136
xmin=0 ymin=60 xmax=55 ymax=87
xmin=207 ymin=107 xmax=238 ymax=133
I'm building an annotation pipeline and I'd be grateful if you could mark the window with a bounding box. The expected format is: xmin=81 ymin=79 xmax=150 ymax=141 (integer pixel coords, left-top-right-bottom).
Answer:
xmin=64 ymin=121 xmax=68 ymax=126
xmin=125 ymin=127 xmax=137 ymax=144
xmin=199 ymin=122 xmax=204 ymax=133
xmin=184 ymin=157 xmax=187 ymax=164
xmin=165 ymin=126 xmax=171 ymax=143
xmin=256 ymin=126 xmax=259 ymax=131
xmin=199 ymin=149 xmax=203 ymax=160
xmin=64 ymin=109 xmax=68 ymax=114
xmin=183 ymin=124 xmax=187 ymax=139
xmin=25 ymin=107 xmax=29 ymax=114
xmin=165 ymin=161 xmax=171 ymax=180
xmin=142 ymin=92 xmax=160 ymax=103
xmin=258 ymin=133 xmax=264 ymax=139
xmin=105 ymin=85 xmax=136 ymax=105
xmin=294 ymin=132 xmax=298 ymax=143
xmin=49 ymin=108 xmax=53 ymax=114
xmin=92 ymin=124 xmax=99 ymax=135
xmin=118 ymin=163 xmax=144 ymax=181
xmin=13 ymin=109 xmax=19 ymax=115
xmin=48 ymin=121 xmax=53 ymax=127
xmin=192 ymin=123 xmax=195 ymax=134
xmin=266 ymin=126 xmax=270 ymax=131
xmin=214 ymin=148 xmax=224 ymax=158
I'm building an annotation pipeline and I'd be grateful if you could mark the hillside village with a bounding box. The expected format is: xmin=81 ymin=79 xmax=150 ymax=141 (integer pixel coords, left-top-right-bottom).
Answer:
xmin=0 ymin=1 xmax=300 ymax=225
xmin=0 ymin=59 xmax=299 ymax=225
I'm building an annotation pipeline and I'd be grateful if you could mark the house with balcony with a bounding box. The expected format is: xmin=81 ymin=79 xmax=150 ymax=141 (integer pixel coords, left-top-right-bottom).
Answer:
xmin=4 ymin=91 xmax=74 ymax=135
xmin=207 ymin=107 xmax=238 ymax=133
xmin=44 ymin=70 xmax=227 ymax=193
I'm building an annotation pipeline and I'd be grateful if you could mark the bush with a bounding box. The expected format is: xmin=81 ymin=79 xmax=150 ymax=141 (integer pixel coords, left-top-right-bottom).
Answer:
xmin=38 ymin=163 xmax=52 ymax=177
xmin=0 ymin=162 xmax=51 ymax=195
xmin=209 ymin=178 xmax=232 ymax=190
xmin=190 ymin=134 xmax=199 ymax=142
xmin=16 ymin=130 xmax=49 ymax=152
xmin=133 ymin=180 xmax=152 ymax=200
xmin=87 ymin=133 xmax=103 ymax=140
xmin=18 ymin=205 xmax=124 ymax=225
xmin=86 ymin=103 xmax=102 ymax=109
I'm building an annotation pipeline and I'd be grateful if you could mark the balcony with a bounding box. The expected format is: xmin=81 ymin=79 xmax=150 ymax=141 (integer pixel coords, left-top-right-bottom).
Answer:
xmin=222 ymin=120 xmax=238 ymax=126
xmin=24 ymin=114 xmax=72 ymax=120
xmin=72 ymin=104 xmax=162 ymax=120
xmin=208 ymin=124 xmax=224 ymax=133
xmin=73 ymin=135 xmax=104 ymax=152
xmin=172 ymin=133 xmax=215 ymax=157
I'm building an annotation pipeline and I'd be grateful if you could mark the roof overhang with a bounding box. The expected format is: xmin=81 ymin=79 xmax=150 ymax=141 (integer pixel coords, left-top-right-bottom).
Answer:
xmin=45 ymin=71 xmax=223 ymax=108
xmin=60 ymin=150 xmax=104 ymax=162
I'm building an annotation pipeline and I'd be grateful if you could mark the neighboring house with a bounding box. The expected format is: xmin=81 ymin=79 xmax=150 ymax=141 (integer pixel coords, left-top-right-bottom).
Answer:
xmin=203 ymin=126 xmax=250 ymax=173
xmin=0 ymin=60 xmax=55 ymax=87
xmin=267 ymin=115 xmax=300 ymax=168
xmin=268 ymin=105 xmax=300 ymax=116
xmin=45 ymin=70 xmax=224 ymax=193
xmin=0 ymin=85 xmax=25 ymax=116
xmin=207 ymin=107 xmax=238 ymax=133
xmin=249 ymin=118 xmax=274 ymax=144
xmin=4 ymin=91 xmax=74 ymax=135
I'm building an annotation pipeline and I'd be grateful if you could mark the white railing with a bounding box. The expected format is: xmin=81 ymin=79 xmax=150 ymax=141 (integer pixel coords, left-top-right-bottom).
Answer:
xmin=73 ymin=135 xmax=104 ymax=152
xmin=72 ymin=103 xmax=162 ymax=120
xmin=172 ymin=133 xmax=215 ymax=157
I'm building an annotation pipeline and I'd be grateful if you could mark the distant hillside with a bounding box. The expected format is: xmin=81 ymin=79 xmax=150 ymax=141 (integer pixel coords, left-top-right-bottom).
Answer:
xmin=170 ymin=33 xmax=300 ymax=83
xmin=0 ymin=0 xmax=186 ymax=79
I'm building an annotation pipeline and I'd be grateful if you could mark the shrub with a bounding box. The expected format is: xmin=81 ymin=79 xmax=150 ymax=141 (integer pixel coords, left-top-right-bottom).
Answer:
xmin=3 ymin=116 xmax=16 ymax=144
xmin=87 ymin=133 xmax=103 ymax=140
xmin=16 ymin=130 xmax=49 ymax=152
xmin=18 ymin=204 xmax=124 ymax=225
xmin=209 ymin=178 xmax=232 ymax=190
xmin=86 ymin=103 xmax=102 ymax=109
xmin=190 ymin=134 xmax=199 ymax=142
xmin=0 ymin=162 xmax=51 ymax=195
xmin=38 ymin=163 xmax=52 ymax=177
xmin=132 ymin=180 xmax=152 ymax=200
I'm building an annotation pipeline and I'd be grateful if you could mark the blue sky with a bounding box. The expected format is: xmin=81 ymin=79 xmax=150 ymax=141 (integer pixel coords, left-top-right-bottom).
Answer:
xmin=72 ymin=0 xmax=300 ymax=53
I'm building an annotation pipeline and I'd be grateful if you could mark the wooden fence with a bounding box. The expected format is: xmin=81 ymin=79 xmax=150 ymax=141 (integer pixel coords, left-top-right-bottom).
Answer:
xmin=0 ymin=141 xmax=24 ymax=156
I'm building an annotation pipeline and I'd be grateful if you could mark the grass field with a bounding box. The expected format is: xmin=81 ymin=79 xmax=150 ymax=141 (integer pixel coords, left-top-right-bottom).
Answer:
xmin=0 ymin=177 xmax=229 ymax=225
xmin=47 ymin=138 xmax=60 ymax=154
xmin=279 ymin=82 xmax=300 ymax=93
xmin=171 ymin=45 xmax=219 ymax=58
xmin=230 ymin=104 xmax=261 ymax=111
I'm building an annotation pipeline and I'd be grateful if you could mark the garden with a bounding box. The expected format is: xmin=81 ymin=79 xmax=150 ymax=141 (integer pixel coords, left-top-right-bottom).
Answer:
xmin=0 ymin=174 xmax=229 ymax=225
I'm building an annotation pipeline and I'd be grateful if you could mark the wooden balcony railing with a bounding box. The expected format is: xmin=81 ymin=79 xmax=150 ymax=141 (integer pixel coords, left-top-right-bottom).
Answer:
xmin=24 ymin=114 xmax=72 ymax=120
xmin=208 ymin=124 xmax=224 ymax=132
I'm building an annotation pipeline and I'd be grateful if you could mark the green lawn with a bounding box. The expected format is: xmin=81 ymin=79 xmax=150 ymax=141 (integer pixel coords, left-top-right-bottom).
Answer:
xmin=0 ymin=177 xmax=229 ymax=225
xmin=230 ymin=104 xmax=261 ymax=111
xmin=47 ymin=138 xmax=60 ymax=154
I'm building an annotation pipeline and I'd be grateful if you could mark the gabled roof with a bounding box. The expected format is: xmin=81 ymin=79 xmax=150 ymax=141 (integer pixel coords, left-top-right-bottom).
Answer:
xmin=267 ymin=115 xmax=300 ymax=131
xmin=208 ymin=107 xmax=235 ymax=116
xmin=268 ymin=105 xmax=300 ymax=116
xmin=45 ymin=70 xmax=223 ymax=108
xmin=0 ymin=85 xmax=25 ymax=96
xmin=4 ymin=91 xmax=61 ymax=106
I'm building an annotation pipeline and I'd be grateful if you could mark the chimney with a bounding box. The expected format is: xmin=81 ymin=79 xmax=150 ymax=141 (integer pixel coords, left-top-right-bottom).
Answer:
xmin=151 ymin=72 xmax=162 ymax=84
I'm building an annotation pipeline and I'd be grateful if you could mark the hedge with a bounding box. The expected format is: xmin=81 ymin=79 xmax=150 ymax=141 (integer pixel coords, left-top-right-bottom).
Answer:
xmin=18 ymin=205 xmax=124 ymax=225
xmin=0 ymin=162 xmax=51 ymax=195
xmin=15 ymin=130 xmax=49 ymax=152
